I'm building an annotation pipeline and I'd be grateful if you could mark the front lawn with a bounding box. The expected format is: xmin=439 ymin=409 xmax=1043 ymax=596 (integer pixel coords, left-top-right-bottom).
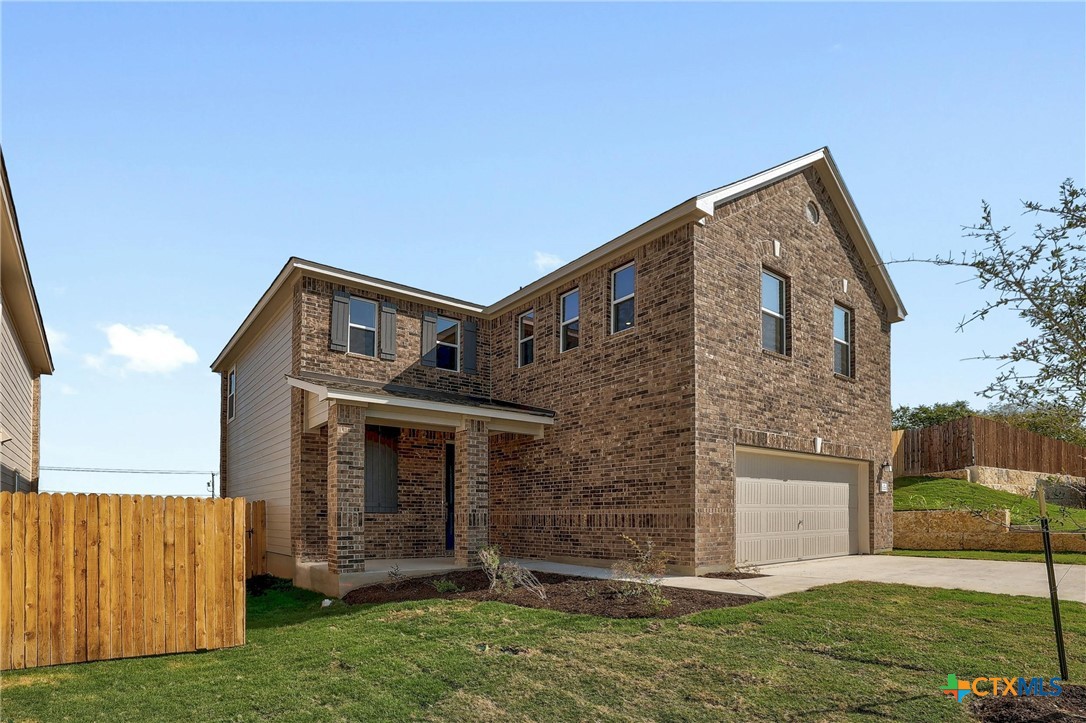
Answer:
xmin=887 ymin=549 xmax=1086 ymax=566
xmin=894 ymin=476 xmax=1086 ymax=531
xmin=1 ymin=581 xmax=1084 ymax=721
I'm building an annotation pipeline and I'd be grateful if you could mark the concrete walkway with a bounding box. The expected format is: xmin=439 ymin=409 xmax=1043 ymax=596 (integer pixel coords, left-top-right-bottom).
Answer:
xmin=517 ymin=555 xmax=1086 ymax=602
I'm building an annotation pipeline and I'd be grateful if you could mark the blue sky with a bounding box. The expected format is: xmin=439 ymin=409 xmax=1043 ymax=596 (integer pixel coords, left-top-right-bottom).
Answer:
xmin=3 ymin=3 xmax=1083 ymax=496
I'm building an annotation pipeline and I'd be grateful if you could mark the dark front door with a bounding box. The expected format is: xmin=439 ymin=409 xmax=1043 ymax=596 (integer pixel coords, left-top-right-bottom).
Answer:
xmin=445 ymin=442 xmax=455 ymax=550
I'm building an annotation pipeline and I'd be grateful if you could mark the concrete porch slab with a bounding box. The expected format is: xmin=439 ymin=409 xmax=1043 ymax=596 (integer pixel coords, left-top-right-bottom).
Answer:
xmin=295 ymin=557 xmax=467 ymax=598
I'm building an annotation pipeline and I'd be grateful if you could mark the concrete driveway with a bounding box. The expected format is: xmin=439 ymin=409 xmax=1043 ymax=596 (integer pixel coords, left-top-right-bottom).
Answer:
xmin=520 ymin=555 xmax=1086 ymax=601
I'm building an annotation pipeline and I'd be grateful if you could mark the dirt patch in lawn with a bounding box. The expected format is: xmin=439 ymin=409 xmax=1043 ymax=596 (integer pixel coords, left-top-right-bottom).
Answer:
xmin=969 ymin=683 xmax=1085 ymax=722
xmin=699 ymin=570 xmax=766 ymax=580
xmin=342 ymin=569 xmax=760 ymax=618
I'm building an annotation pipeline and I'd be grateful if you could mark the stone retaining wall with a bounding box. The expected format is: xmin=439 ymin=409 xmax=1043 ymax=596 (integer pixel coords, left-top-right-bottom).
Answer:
xmin=894 ymin=509 xmax=1086 ymax=553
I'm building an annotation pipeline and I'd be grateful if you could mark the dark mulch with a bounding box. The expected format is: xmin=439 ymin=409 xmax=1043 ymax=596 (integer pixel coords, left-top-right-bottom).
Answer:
xmin=342 ymin=569 xmax=759 ymax=619
xmin=970 ymin=684 xmax=1086 ymax=722
xmin=700 ymin=570 xmax=766 ymax=580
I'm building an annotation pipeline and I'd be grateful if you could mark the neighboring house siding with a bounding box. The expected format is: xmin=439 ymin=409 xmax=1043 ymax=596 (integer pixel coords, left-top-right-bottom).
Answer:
xmin=692 ymin=168 xmax=894 ymax=570
xmin=1 ymin=299 xmax=35 ymax=488
xmin=227 ymin=301 xmax=293 ymax=556
xmin=489 ymin=226 xmax=698 ymax=569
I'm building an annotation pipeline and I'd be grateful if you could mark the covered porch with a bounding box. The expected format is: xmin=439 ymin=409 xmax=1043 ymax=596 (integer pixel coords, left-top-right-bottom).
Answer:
xmin=287 ymin=372 xmax=554 ymax=597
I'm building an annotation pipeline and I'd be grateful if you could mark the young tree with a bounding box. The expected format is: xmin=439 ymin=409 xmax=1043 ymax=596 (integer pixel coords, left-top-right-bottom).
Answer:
xmin=917 ymin=180 xmax=1085 ymax=418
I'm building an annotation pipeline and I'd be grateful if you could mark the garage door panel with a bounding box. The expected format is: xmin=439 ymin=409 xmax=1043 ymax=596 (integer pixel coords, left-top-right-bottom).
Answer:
xmin=736 ymin=451 xmax=861 ymax=566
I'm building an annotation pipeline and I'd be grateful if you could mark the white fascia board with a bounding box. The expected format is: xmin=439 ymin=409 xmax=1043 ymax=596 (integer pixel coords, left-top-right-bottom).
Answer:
xmin=285 ymin=375 xmax=554 ymax=426
xmin=694 ymin=149 xmax=829 ymax=213
xmin=292 ymin=261 xmax=485 ymax=314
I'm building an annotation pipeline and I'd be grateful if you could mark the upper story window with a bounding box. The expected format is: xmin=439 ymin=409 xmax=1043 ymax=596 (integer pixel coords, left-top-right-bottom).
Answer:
xmin=761 ymin=270 xmax=788 ymax=355
xmin=560 ymin=289 xmax=580 ymax=352
xmin=436 ymin=316 xmax=459 ymax=371
xmin=227 ymin=368 xmax=236 ymax=421
xmin=611 ymin=262 xmax=636 ymax=334
xmin=349 ymin=297 xmax=378 ymax=357
xmin=517 ymin=311 xmax=535 ymax=367
xmin=834 ymin=304 xmax=853 ymax=377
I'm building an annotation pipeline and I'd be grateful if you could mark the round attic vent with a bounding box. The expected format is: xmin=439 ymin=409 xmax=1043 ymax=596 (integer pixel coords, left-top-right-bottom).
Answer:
xmin=805 ymin=201 xmax=820 ymax=225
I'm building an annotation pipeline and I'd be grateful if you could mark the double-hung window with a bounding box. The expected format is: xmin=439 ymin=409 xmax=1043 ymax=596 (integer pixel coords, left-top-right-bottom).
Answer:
xmin=227 ymin=368 xmax=236 ymax=421
xmin=761 ymin=270 xmax=788 ymax=354
xmin=349 ymin=297 xmax=378 ymax=357
xmin=833 ymin=304 xmax=853 ymax=377
xmin=517 ymin=311 xmax=535 ymax=366
xmin=611 ymin=262 xmax=636 ymax=333
xmin=560 ymin=289 xmax=580 ymax=351
xmin=436 ymin=317 xmax=459 ymax=371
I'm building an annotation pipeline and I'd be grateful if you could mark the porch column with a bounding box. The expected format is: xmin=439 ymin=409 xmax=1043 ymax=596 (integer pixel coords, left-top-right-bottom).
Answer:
xmin=327 ymin=400 xmax=366 ymax=574
xmin=454 ymin=416 xmax=489 ymax=565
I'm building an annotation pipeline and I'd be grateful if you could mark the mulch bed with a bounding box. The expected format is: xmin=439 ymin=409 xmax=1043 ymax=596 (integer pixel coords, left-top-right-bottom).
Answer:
xmin=970 ymin=684 xmax=1086 ymax=722
xmin=699 ymin=570 xmax=766 ymax=580
xmin=342 ymin=569 xmax=760 ymax=619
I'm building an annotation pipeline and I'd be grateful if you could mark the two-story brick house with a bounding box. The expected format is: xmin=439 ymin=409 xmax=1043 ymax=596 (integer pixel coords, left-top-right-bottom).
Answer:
xmin=213 ymin=148 xmax=906 ymax=596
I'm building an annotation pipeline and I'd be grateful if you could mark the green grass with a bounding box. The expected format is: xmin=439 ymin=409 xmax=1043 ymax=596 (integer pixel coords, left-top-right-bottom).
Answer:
xmin=894 ymin=476 xmax=1086 ymax=531
xmin=886 ymin=548 xmax=1086 ymax=565
xmin=1 ymin=582 xmax=1084 ymax=722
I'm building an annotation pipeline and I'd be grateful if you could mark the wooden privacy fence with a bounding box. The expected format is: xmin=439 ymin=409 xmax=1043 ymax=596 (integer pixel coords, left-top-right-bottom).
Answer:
xmin=892 ymin=416 xmax=1086 ymax=478
xmin=0 ymin=492 xmax=257 ymax=671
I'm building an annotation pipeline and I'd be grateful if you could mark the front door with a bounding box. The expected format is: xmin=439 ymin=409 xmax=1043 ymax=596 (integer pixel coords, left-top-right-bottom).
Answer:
xmin=445 ymin=442 xmax=455 ymax=550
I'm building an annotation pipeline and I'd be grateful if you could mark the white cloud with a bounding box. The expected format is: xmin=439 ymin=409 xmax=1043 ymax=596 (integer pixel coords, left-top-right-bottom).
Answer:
xmin=86 ymin=324 xmax=198 ymax=374
xmin=533 ymin=251 xmax=564 ymax=273
xmin=45 ymin=326 xmax=69 ymax=354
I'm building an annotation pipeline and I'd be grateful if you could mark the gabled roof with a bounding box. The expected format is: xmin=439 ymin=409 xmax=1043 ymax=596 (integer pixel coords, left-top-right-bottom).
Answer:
xmin=486 ymin=148 xmax=906 ymax=322
xmin=213 ymin=147 xmax=905 ymax=371
xmin=1 ymin=150 xmax=53 ymax=375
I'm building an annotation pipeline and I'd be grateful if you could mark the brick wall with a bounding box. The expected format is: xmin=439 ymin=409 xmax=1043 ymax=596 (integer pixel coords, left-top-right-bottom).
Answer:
xmin=692 ymin=168 xmax=894 ymax=570
xmin=295 ymin=276 xmax=489 ymax=397
xmin=326 ymin=401 xmax=366 ymax=573
xmin=291 ymin=387 xmax=328 ymax=562
xmin=365 ymin=429 xmax=451 ymax=559
xmin=489 ymin=226 xmax=698 ymax=569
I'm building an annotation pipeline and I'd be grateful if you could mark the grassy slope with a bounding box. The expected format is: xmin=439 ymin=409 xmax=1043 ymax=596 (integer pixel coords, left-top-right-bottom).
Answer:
xmin=886 ymin=549 xmax=1086 ymax=565
xmin=1 ymin=583 xmax=1084 ymax=722
xmin=894 ymin=476 xmax=1086 ymax=531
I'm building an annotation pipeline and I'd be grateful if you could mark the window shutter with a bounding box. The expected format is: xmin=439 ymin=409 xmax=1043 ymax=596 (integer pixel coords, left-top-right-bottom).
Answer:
xmin=379 ymin=301 xmax=397 ymax=361
xmin=421 ymin=312 xmax=437 ymax=367
xmin=463 ymin=320 xmax=478 ymax=375
xmin=330 ymin=290 xmax=350 ymax=352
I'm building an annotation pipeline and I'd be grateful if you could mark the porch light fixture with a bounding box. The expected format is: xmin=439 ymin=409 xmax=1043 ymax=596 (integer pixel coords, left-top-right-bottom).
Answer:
xmin=879 ymin=461 xmax=892 ymax=493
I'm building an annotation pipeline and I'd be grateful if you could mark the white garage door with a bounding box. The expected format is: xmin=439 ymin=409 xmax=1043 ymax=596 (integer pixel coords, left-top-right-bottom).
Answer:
xmin=736 ymin=450 xmax=862 ymax=566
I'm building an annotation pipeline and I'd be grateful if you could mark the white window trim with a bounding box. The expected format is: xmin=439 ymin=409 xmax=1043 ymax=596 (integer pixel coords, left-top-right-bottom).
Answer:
xmin=761 ymin=269 xmax=787 ymax=354
xmin=517 ymin=310 xmax=534 ymax=367
xmin=436 ymin=316 xmax=460 ymax=372
xmin=348 ymin=296 xmax=379 ymax=358
xmin=610 ymin=262 xmax=636 ymax=334
xmin=833 ymin=304 xmax=853 ymax=376
xmin=227 ymin=367 xmax=237 ymax=422
xmin=560 ymin=289 xmax=580 ymax=352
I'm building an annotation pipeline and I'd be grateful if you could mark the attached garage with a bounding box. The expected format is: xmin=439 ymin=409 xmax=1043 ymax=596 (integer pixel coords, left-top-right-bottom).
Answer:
xmin=735 ymin=449 xmax=869 ymax=566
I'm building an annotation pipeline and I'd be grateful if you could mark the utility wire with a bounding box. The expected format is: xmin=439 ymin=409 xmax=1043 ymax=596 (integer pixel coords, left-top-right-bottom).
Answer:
xmin=41 ymin=466 xmax=215 ymax=475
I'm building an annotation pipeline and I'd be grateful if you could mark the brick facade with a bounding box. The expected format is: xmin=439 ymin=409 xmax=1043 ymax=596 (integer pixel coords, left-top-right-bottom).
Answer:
xmin=326 ymin=401 xmax=367 ymax=574
xmin=489 ymin=227 xmax=698 ymax=568
xmin=454 ymin=417 xmax=490 ymax=565
xmin=692 ymin=168 xmax=894 ymax=569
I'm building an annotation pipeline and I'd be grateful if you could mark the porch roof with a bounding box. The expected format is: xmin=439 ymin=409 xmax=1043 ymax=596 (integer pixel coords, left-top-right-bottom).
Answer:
xmin=286 ymin=371 xmax=555 ymax=438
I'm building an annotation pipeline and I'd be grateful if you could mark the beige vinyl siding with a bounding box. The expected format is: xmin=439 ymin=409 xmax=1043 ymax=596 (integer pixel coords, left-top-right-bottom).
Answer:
xmin=227 ymin=301 xmax=292 ymax=556
xmin=1 ymin=299 xmax=35 ymax=478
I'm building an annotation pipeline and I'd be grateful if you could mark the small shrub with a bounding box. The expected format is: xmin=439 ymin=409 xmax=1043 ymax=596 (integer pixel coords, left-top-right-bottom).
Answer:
xmin=385 ymin=564 xmax=407 ymax=590
xmin=477 ymin=545 xmax=546 ymax=600
xmin=611 ymin=535 xmax=670 ymax=611
xmin=430 ymin=578 xmax=463 ymax=594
